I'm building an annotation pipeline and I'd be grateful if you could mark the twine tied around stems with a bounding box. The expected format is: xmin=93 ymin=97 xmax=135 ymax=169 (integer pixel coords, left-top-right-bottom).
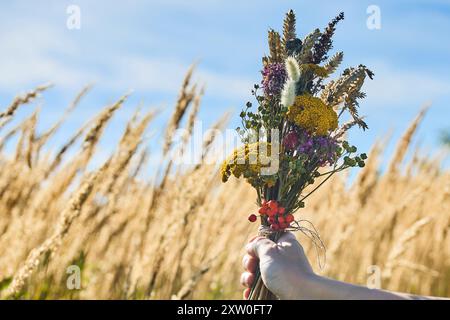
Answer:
xmin=258 ymin=220 xmax=327 ymax=271
xmin=257 ymin=224 xmax=275 ymax=237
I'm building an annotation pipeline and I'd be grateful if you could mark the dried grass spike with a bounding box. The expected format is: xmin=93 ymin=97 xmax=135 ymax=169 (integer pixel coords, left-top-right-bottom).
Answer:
xmin=268 ymin=29 xmax=283 ymax=63
xmin=282 ymin=10 xmax=297 ymax=49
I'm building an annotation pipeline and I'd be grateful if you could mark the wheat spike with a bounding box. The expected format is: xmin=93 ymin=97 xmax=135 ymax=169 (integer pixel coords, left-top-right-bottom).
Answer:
xmin=163 ymin=66 xmax=196 ymax=156
xmin=0 ymin=83 xmax=52 ymax=130
xmin=387 ymin=105 xmax=429 ymax=175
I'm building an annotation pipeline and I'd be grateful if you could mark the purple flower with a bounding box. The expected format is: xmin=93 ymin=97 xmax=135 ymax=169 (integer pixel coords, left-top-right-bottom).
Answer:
xmin=313 ymin=136 xmax=338 ymax=166
xmin=261 ymin=63 xmax=287 ymax=97
xmin=295 ymin=129 xmax=338 ymax=166
xmin=283 ymin=131 xmax=299 ymax=151
xmin=296 ymin=129 xmax=314 ymax=154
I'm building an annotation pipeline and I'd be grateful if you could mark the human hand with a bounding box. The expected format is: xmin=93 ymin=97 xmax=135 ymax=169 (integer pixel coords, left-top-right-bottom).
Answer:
xmin=241 ymin=232 xmax=316 ymax=300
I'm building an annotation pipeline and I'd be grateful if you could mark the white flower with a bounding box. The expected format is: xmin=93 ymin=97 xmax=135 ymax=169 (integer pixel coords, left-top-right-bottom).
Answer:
xmin=285 ymin=56 xmax=301 ymax=82
xmin=281 ymin=79 xmax=296 ymax=108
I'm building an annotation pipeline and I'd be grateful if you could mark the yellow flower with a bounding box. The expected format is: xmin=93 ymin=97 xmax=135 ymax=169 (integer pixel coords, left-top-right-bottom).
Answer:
xmin=221 ymin=142 xmax=272 ymax=186
xmin=287 ymin=94 xmax=338 ymax=135
xmin=300 ymin=64 xmax=329 ymax=78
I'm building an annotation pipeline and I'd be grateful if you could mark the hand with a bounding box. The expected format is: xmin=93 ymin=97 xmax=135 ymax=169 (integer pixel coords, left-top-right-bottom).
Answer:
xmin=241 ymin=232 xmax=316 ymax=300
xmin=241 ymin=232 xmax=440 ymax=300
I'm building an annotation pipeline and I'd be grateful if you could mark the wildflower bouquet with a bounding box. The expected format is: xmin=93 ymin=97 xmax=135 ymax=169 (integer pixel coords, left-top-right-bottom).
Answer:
xmin=221 ymin=10 xmax=374 ymax=299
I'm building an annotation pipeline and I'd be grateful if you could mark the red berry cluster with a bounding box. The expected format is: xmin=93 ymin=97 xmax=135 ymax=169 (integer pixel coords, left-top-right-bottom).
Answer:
xmin=248 ymin=200 xmax=294 ymax=230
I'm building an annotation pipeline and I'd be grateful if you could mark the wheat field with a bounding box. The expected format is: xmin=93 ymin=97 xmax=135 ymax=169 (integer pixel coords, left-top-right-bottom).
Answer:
xmin=0 ymin=71 xmax=449 ymax=299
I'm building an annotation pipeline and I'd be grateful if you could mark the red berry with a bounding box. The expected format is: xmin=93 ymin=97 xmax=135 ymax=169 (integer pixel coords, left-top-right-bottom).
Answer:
xmin=248 ymin=214 xmax=257 ymax=222
xmin=268 ymin=200 xmax=278 ymax=211
xmin=267 ymin=217 xmax=275 ymax=224
xmin=266 ymin=209 xmax=276 ymax=217
xmin=258 ymin=207 xmax=267 ymax=215
xmin=277 ymin=215 xmax=285 ymax=223
xmin=286 ymin=214 xmax=294 ymax=223
xmin=270 ymin=224 xmax=280 ymax=231
xmin=278 ymin=207 xmax=285 ymax=214
xmin=279 ymin=222 xmax=289 ymax=229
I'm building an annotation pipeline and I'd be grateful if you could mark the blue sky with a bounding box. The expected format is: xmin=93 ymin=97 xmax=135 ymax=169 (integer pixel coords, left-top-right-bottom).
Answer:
xmin=0 ymin=0 xmax=449 ymax=169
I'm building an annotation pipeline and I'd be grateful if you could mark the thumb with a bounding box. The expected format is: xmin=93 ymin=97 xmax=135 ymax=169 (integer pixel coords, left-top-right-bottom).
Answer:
xmin=246 ymin=236 xmax=276 ymax=259
xmin=246 ymin=232 xmax=298 ymax=258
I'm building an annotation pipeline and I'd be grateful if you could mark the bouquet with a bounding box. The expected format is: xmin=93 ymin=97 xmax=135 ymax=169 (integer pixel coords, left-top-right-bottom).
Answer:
xmin=220 ymin=10 xmax=374 ymax=300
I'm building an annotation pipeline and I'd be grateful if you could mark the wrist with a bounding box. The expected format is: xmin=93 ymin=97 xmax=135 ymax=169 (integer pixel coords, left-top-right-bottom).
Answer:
xmin=281 ymin=271 xmax=320 ymax=300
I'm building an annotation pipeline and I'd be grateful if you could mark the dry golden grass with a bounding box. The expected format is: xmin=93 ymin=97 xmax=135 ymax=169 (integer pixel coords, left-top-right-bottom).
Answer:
xmin=0 ymin=73 xmax=449 ymax=299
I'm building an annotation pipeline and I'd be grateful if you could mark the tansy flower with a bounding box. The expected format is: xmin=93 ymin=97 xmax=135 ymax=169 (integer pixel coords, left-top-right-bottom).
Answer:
xmin=221 ymin=142 xmax=273 ymax=186
xmin=287 ymin=94 xmax=338 ymax=135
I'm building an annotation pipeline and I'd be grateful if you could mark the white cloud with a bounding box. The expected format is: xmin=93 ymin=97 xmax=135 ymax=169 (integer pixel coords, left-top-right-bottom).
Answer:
xmin=0 ymin=14 xmax=252 ymax=101
xmin=0 ymin=22 xmax=101 ymax=91
xmin=363 ymin=61 xmax=450 ymax=107
xmin=84 ymin=54 xmax=253 ymax=100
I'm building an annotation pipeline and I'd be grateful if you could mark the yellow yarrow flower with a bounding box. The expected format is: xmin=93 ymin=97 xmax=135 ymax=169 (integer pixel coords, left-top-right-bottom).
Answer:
xmin=287 ymin=94 xmax=338 ymax=135
xmin=221 ymin=142 xmax=272 ymax=186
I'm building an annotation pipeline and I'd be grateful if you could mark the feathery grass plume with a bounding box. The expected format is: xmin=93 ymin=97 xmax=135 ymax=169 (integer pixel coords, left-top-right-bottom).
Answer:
xmin=383 ymin=217 xmax=432 ymax=280
xmin=282 ymin=10 xmax=296 ymax=50
xmin=280 ymin=56 xmax=301 ymax=108
xmin=285 ymin=56 xmax=301 ymax=82
xmin=36 ymin=85 xmax=91 ymax=153
xmin=171 ymin=88 xmax=203 ymax=176
xmin=312 ymin=12 xmax=344 ymax=63
xmin=86 ymin=133 xmax=147 ymax=235
xmin=163 ymin=65 xmax=196 ymax=156
xmin=14 ymin=108 xmax=39 ymax=164
xmin=44 ymin=119 xmax=91 ymax=178
xmin=352 ymin=139 xmax=383 ymax=205
xmin=4 ymin=168 xmax=102 ymax=298
xmin=171 ymin=264 xmax=211 ymax=300
xmin=181 ymin=86 xmax=204 ymax=151
xmin=0 ymin=107 xmax=40 ymax=152
xmin=101 ymin=110 xmax=155 ymax=196
xmin=25 ymin=109 xmax=39 ymax=168
xmin=131 ymin=148 xmax=149 ymax=179
xmin=387 ymin=106 xmax=429 ymax=175
xmin=119 ymin=103 xmax=143 ymax=146
xmin=82 ymin=93 xmax=130 ymax=160
xmin=280 ymin=79 xmax=296 ymax=108
xmin=0 ymin=121 xmax=22 ymax=152
xmin=0 ymin=83 xmax=52 ymax=130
